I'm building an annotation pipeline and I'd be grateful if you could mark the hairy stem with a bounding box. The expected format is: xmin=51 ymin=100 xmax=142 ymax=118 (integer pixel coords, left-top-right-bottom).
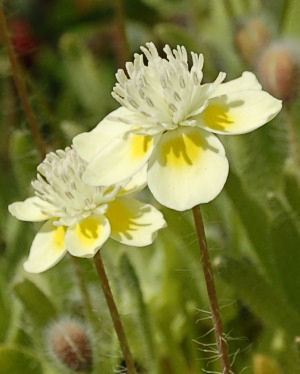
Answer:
xmin=0 ymin=4 xmax=46 ymax=159
xmin=192 ymin=206 xmax=232 ymax=374
xmin=94 ymin=251 xmax=137 ymax=374
xmin=113 ymin=0 xmax=130 ymax=66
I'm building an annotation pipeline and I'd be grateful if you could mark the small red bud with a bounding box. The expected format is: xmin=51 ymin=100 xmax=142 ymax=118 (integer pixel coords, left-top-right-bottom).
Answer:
xmin=235 ymin=16 xmax=272 ymax=66
xmin=48 ymin=319 xmax=93 ymax=372
xmin=256 ymin=41 xmax=299 ymax=101
xmin=11 ymin=19 xmax=37 ymax=57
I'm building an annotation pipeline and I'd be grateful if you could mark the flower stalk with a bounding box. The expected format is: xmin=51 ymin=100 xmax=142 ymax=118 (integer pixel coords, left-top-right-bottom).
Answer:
xmin=94 ymin=251 xmax=137 ymax=374
xmin=0 ymin=4 xmax=46 ymax=159
xmin=113 ymin=0 xmax=130 ymax=66
xmin=192 ymin=205 xmax=232 ymax=374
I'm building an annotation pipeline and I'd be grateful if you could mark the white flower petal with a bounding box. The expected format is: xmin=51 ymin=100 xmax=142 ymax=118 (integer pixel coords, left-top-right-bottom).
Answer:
xmin=199 ymin=89 xmax=282 ymax=135
xmin=24 ymin=220 xmax=67 ymax=273
xmin=118 ymin=165 xmax=148 ymax=196
xmin=72 ymin=107 xmax=130 ymax=162
xmin=147 ymin=127 xmax=229 ymax=211
xmin=83 ymin=132 xmax=158 ymax=186
xmin=212 ymin=71 xmax=262 ymax=97
xmin=8 ymin=197 xmax=49 ymax=222
xmin=106 ymin=197 xmax=166 ymax=246
xmin=66 ymin=215 xmax=111 ymax=257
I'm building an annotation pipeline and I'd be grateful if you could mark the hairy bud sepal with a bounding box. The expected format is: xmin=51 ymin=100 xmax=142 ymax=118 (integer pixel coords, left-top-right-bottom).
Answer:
xmin=47 ymin=318 xmax=93 ymax=372
xmin=257 ymin=41 xmax=300 ymax=102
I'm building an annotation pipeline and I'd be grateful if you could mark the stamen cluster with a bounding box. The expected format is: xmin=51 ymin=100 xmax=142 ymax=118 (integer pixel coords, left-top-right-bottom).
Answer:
xmin=31 ymin=148 xmax=119 ymax=226
xmin=112 ymin=43 xmax=225 ymax=135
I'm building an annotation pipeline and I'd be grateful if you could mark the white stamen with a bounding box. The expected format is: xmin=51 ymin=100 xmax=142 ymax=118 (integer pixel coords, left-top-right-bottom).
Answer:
xmin=32 ymin=148 xmax=119 ymax=226
xmin=111 ymin=43 xmax=226 ymax=134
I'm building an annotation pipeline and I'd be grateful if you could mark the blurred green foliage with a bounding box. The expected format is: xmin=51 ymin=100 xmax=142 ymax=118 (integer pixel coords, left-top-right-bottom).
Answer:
xmin=0 ymin=0 xmax=300 ymax=373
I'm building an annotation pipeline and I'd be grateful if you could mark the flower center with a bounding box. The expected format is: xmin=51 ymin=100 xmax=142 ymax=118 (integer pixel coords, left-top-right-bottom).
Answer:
xmin=112 ymin=43 xmax=226 ymax=135
xmin=31 ymin=148 xmax=119 ymax=225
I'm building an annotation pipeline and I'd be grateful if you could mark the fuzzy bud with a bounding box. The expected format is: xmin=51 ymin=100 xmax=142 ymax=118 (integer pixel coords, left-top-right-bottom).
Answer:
xmin=235 ymin=16 xmax=272 ymax=66
xmin=48 ymin=319 xmax=93 ymax=372
xmin=253 ymin=354 xmax=280 ymax=374
xmin=257 ymin=41 xmax=300 ymax=101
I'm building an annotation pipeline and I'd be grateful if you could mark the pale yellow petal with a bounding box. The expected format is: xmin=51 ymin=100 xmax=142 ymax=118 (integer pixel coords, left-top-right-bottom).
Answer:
xmin=72 ymin=107 xmax=129 ymax=162
xmin=8 ymin=197 xmax=49 ymax=222
xmin=83 ymin=133 xmax=157 ymax=186
xmin=24 ymin=220 xmax=67 ymax=273
xmin=106 ymin=197 xmax=166 ymax=246
xmin=147 ymin=127 xmax=229 ymax=211
xmin=199 ymin=89 xmax=282 ymax=134
xmin=66 ymin=215 xmax=111 ymax=257
xmin=118 ymin=165 xmax=148 ymax=196
xmin=212 ymin=71 xmax=262 ymax=97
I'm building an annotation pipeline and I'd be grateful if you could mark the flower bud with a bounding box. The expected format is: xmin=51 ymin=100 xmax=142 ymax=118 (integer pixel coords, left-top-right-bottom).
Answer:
xmin=257 ymin=41 xmax=300 ymax=101
xmin=253 ymin=354 xmax=280 ymax=374
xmin=48 ymin=319 xmax=93 ymax=372
xmin=235 ymin=16 xmax=272 ymax=66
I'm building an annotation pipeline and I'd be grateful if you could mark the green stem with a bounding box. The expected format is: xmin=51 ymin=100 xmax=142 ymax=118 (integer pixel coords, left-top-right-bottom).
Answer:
xmin=279 ymin=0 xmax=292 ymax=32
xmin=192 ymin=206 xmax=232 ymax=374
xmin=94 ymin=251 xmax=137 ymax=374
xmin=223 ymin=0 xmax=236 ymax=26
xmin=0 ymin=4 xmax=46 ymax=159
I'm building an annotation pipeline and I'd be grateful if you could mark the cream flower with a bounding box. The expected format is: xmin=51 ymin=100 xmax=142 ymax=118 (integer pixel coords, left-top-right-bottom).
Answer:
xmin=73 ymin=43 xmax=282 ymax=211
xmin=8 ymin=148 xmax=166 ymax=273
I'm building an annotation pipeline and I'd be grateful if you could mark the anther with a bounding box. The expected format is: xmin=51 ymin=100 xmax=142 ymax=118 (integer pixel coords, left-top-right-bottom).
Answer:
xmin=174 ymin=92 xmax=182 ymax=101
xmin=146 ymin=97 xmax=154 ymax=107
xmin=169 ymin=103 xmax=177 ymax=112
xmin=179 ymin=77 xmax=186 ymax=88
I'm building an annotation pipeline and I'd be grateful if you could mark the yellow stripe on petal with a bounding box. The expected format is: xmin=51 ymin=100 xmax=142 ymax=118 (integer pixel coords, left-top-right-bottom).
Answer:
xmin=161 ymin=130 xmax=204 ymax=168
xmin=24 ymin=220 xmax=67 ymax=273
xmin=75 ymin=217 xmax=103 ymax=248
xmin=106 ymin=200 xmax=131 ymax=233
xmin=66 ymin=216 xmax=111 ymax=258
xmin=106 ymin=197 xmax=166 ymax=247
xmin=202 ymin=104 xmax=235 ymax=131
xmin=131 ymin=135 xmax=153 ymax=160
xmin=53 ymin=226 xmax=67 ymax=250
xmin=148 ymin=127 xmax=229 ymax=210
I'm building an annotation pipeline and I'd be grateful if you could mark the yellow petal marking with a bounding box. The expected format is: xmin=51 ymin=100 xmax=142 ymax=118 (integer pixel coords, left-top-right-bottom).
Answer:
xmin=202 ymin=104 xmax=235 ymax=130
xmin=161 ymin=131 xmax=204 ymax=168
xmin=106 ymin=200 xmax=133 ymax=233
xmin=53 ymin=226 xmax=67 ymax=250
xmin=130 ymin=135 xmax=153 ymax=160
xmin=75 ymin=217 xmax=102 ymax=247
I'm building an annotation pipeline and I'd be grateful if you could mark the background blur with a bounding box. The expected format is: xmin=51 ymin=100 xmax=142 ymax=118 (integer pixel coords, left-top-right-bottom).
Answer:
xmin=0 ymin=0 xmax=300 ymax=373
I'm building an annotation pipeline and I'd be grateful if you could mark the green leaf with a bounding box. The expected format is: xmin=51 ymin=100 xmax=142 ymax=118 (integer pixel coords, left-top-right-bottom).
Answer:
xmin=215 ymin=256 xmax=300 ymax=337
xmin=225 ymin=171 xmax=272 ymax=272
xmin=13 ymin=279 xmax=57 ymax=327
xmin=267 ymin=194 xmax=300 ymax=311
xmin=119 ymin=254 xmax=156 ymax=371
xmin=227 ymin=115 xmax=288 ymax=201
xmin=283 ymin=0 xmax=300 ymax=35
xmin=60 ymin=35 xmax=115 ymax=118
xmin=3 ymin=218 xmax=31 ymax=280
xmin=0 ymin=274 xmax=10 ymax=343
xmin=9 ymin=130 xmax=39 ymax=197
xmin=284 ymin=164 xmax=300 ymax=219
xmin=154 ymin=23 xmax=199 ymax=51
xmin=0 ymin=346 xmax=42 ymax=374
